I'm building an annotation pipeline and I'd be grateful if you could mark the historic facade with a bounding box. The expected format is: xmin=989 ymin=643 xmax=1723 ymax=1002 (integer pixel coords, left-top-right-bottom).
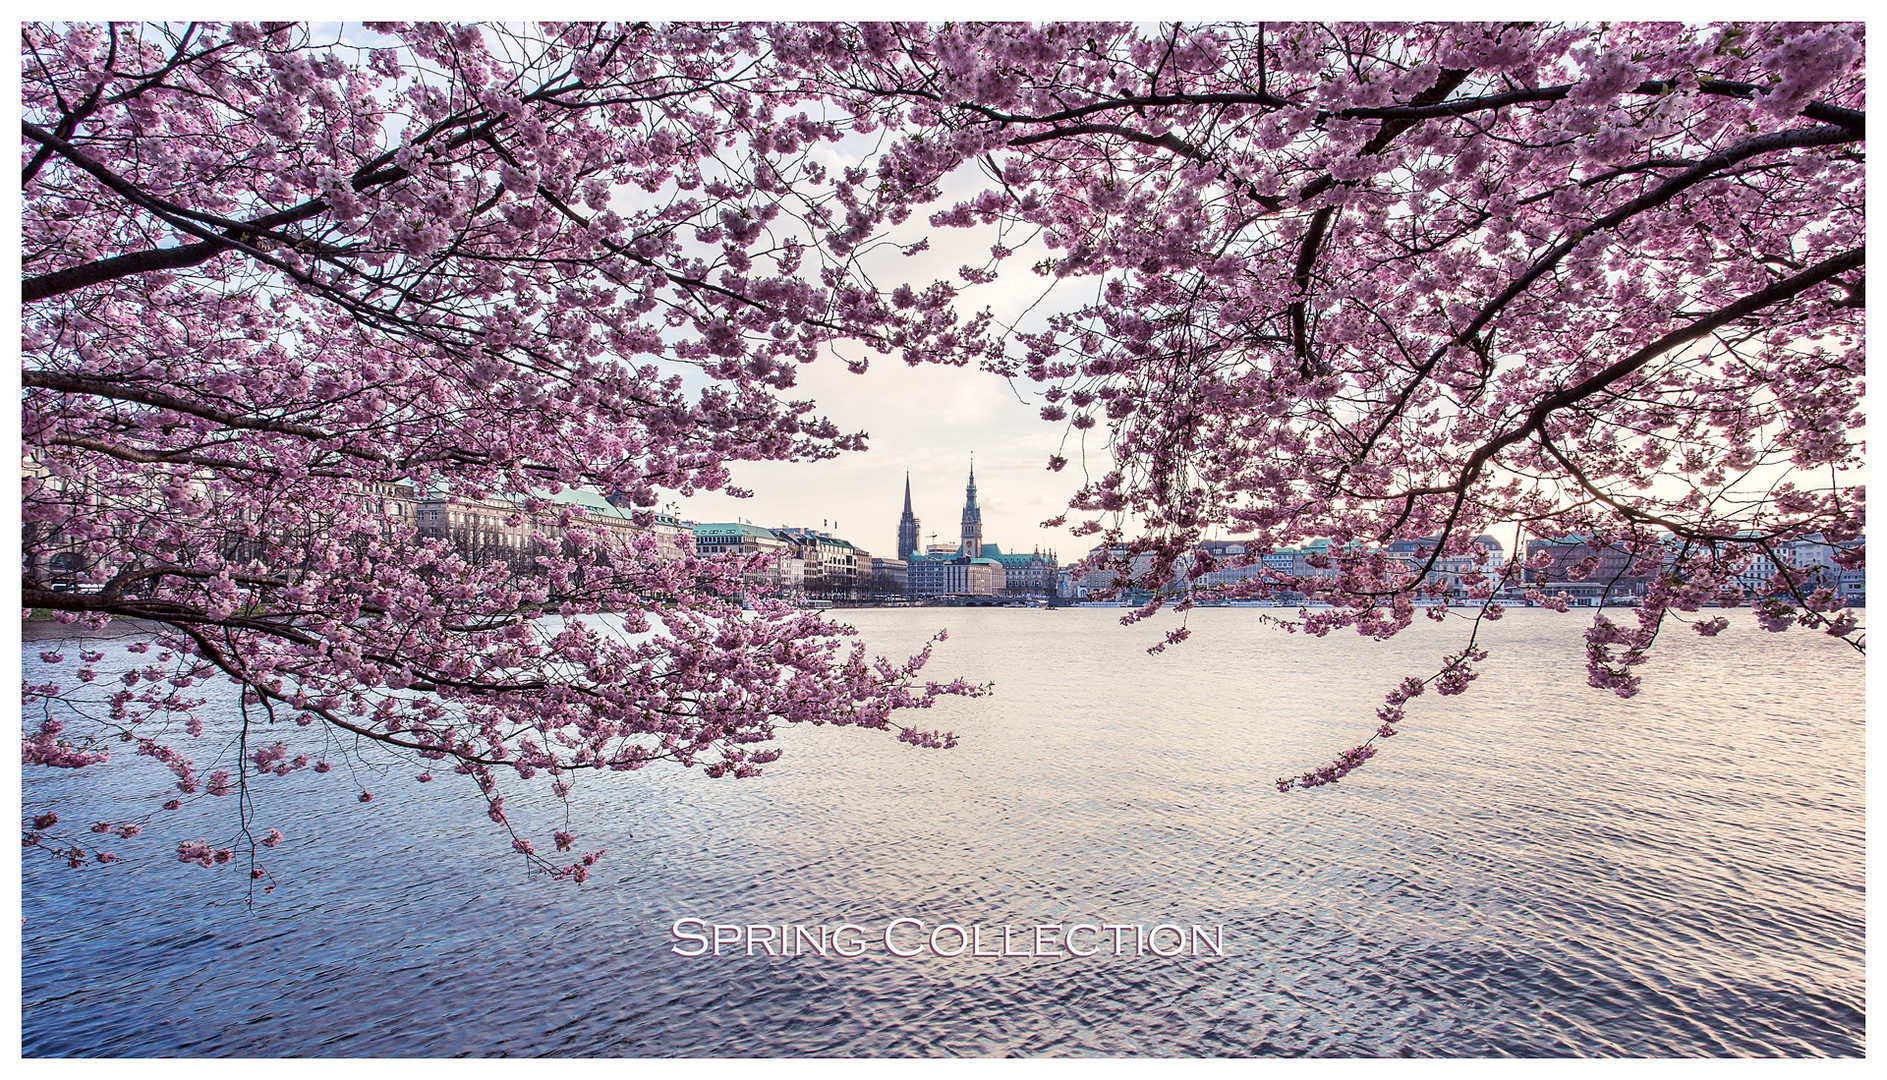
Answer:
xmin=694 ymin=522 xmax=882 ymax=602
xmin=1731 ymin=534 xmax=1865 ymax=605
xmin=691 ymin=522 xmax=805 ymax=596
xmin=868 ymin=557 xmax=908 ymax=599
xmin=1524 ymin=534 xmax=1657 ymax=605
xmin=1063 ymin=535 xmax=1508 ymax=603
xmin=417 ymin=486 xmax=676 ymax=571
xmin=774 ymin=527 xmax=868 ymax=601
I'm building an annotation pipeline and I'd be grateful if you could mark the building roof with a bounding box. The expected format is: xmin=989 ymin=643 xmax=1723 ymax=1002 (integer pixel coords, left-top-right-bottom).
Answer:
xmin=985 ymin=552 xmax=1051 ymax=568
xmin=1530 ymin=533 xmax=1598 ymax=547
xmin=775 ymin=527 xmax=859 ymax=553
xmin=693 ymin=522 xmax=786 ymax=541
xmin=551 ymin=486 xmax=620 ymax=512
xmin=908 ymin=553 xmax=1008 ymax=567
xmin=420 ymin=481 xmax=649 ymax=521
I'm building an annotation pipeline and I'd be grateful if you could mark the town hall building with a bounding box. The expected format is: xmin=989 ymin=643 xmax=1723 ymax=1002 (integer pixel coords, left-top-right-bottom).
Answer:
xmin=904 ymin=461 xmax=1057 ymax=602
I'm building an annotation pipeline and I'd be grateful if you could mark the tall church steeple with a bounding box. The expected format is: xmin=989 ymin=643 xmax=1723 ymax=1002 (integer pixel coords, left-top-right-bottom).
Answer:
xmin=959 ymin=457 xmax=983 ymax=558
xmin=897 ymin=471 xmax=920 ymax=561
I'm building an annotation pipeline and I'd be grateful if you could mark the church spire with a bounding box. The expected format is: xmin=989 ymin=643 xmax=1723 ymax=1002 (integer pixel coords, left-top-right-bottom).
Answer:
xmin=897 ymin=469 xmax=921 ymax=562
xmin=959 ymin=456 xmax=983 ymax=557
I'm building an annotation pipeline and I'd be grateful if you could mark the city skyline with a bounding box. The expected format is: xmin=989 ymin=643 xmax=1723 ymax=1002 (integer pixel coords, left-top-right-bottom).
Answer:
xmin=681 ymin=455 xmax=1066 ymax=565
xmin=671 ymin=347 xmax=1092 ymax=561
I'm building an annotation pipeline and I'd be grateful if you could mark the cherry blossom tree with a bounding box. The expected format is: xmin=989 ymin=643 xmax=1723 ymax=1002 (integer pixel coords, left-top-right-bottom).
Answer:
xmin=752 ymin=20 xmax=1864 ymax=786
xmin=22 ymin=22 xmax=1866 ymax=877
xmin=21 ymin=21 xmax=986 ymax=882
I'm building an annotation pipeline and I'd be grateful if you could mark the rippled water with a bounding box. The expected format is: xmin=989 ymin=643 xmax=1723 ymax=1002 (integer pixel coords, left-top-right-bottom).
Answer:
xmin=20 ymin=607 xmax=1865 ymax=1056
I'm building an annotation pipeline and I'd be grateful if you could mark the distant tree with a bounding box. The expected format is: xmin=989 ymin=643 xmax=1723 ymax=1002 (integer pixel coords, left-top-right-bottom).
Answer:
xmin=21 ymin=22 xmax=1865 ymax=878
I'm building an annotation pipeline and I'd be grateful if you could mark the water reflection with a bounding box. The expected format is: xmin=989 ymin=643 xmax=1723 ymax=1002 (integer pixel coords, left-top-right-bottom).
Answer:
xmin=21 ymin=608 xmax=1864 ymax=1056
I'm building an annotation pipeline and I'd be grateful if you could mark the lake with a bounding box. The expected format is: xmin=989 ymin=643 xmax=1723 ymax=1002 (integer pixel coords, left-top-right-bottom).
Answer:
xmin=19 ymin=606 xmax=1866 ymax=1056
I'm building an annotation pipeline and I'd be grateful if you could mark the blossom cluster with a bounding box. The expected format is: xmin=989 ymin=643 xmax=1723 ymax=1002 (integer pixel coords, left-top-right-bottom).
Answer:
xmin=20 ymin=22 xmax=1864 ymax=858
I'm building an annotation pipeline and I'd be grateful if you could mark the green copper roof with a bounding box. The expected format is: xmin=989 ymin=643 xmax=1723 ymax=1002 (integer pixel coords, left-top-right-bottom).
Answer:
xmin=420 ymin=481 xmax=634 ymax=520
xmin=692 ymin=522 xmax=783 ymax=540
xmin=985 ymin=552 xmax=1050 ymax=567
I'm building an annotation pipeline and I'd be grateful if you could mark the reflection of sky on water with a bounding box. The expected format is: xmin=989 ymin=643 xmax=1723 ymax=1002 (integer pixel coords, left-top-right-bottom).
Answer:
xmin=22 ymin=607 xmax=1864 ymax=1055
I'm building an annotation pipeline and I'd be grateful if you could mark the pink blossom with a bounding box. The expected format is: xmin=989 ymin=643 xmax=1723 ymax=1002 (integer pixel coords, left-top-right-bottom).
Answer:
xmin=17 ymin=19 xmax=1862 ymax=873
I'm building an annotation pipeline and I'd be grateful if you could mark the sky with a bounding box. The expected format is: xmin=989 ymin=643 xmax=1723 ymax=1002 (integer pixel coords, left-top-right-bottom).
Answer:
xmin=236 ymin=22 xmax=1103 ymax=565
xmin=221 ymin=21 xmax=1872 ymax=564
xmin=662 ymin=105 xmax=1111 ymax=563
xmin=671 ymin=345 xmax=1098 ymax=562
